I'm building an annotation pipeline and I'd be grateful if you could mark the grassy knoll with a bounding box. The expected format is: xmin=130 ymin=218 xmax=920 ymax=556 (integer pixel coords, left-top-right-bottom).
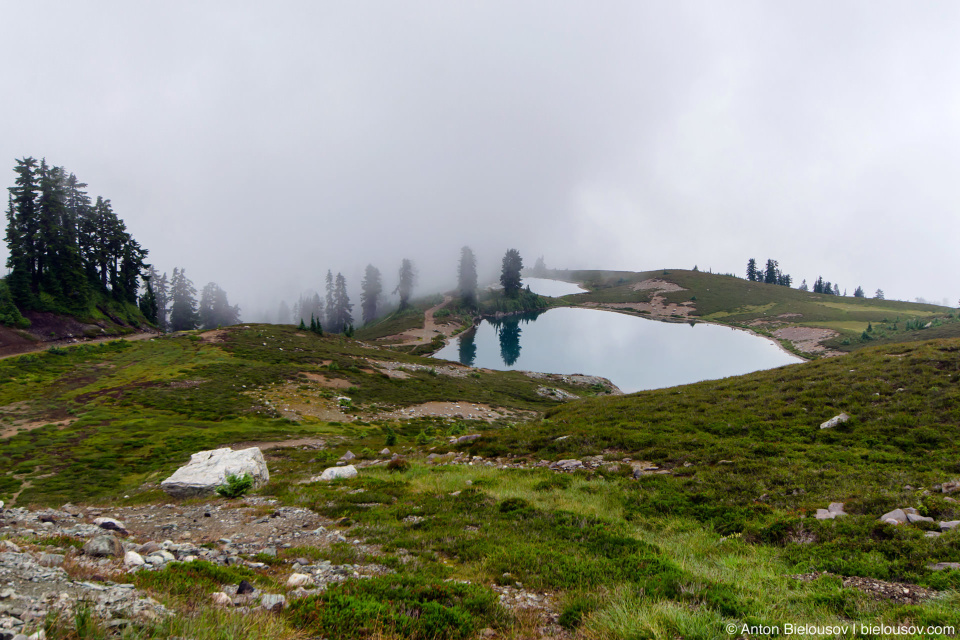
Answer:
xmin=549 ymin=268 xmax=958 ymax=354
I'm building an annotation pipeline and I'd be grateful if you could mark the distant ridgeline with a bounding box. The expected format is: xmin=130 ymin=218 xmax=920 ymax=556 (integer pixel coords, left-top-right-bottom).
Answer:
xmin=2 ymin=156 xmax=149 ymax=326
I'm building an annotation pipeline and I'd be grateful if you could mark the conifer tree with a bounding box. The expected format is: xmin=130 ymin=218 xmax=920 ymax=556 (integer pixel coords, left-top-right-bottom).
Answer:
xmin=458 ymin=246 xmax=478 ymax=307
xmin=139 ymin=277 xmax=159 ymax=324
xmin=746 ymin=258 xmax=758 ymax=282
xmin=199 ymin=282 xmax=240 ymax=329
xmin=854 ymin=286 xmax=865 ymax=298
xmin=169 ymin=268 xmax=199 ymax=331
xmin=360 ymin=264 xmax=382 ymax=324
xmin=395 ymin=259 xmax=416 ymax=310
xmin=332 ymin=272 xmax=353 ymax=332
xmin=324 ymin=270 xmax=335 ymax=329
xmin=500 ymin=249 xmax=523 ymax=297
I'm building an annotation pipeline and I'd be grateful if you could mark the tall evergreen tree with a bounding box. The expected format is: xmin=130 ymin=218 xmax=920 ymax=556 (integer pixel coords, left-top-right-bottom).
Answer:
xmin=324 ymin=270 xmax=335 ymax=330
xmin=853 ymin=286 xmax=865 ymax=298
xmin=763 ymin=259 xmax=779 ymax=284
xmin=155 ymin=271 xmax=169 ymax=331
xmin=874 ymin=289 xmax=885 ymax=300
xmin=5 ymin=157 xmax=40 ymax=304
xmin=169 ymin=268 xmax=199 ymax=331
xmin=360 ymin=264 xmax=382 ymax=325
xmin=139 ymin=277 xmax=159 ymax=324
xmin=746 ymin=258 xmax=758 ymax=282
xmin=500 ymin=249 xmax=523 ymax=297
xmin=457 ymin=246 xmax=478 ymax=307
xmin=395 ymin=259 xmax=416 ymax=309
xmin=332 ymin=272 xmax=353 ymax=332
xmin=798 ymin=279 xmax=809 ymax=292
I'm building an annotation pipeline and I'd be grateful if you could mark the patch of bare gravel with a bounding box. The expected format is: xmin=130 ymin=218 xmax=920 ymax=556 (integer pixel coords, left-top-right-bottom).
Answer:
xmin=773 ymin=326 xmax=841 ymax=355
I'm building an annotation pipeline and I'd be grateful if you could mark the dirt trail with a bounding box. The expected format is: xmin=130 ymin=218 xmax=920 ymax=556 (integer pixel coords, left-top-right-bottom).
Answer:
xmin=0 ymin=331 xmax=160 ymax=361
xmin=381 ymin=295 xmax=461 ymax=346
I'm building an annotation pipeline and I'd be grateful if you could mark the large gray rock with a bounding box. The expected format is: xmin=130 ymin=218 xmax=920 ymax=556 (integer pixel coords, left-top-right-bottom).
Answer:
xmin=160 ymin=447 xmax=269 ymax=498
xmin=819 ymin=413 xmax=850 ymax=429
xmin=816 ymin=503 xmax=847 ymax=520
xmin=939 ymin=520 xmax=960 ymax=531
xmin=316 ymin=465 xmax=357 ymax=481
xmin=879 ymin=509 xmax=907 ymax=524
xmin=83 ymin=535 xmax=124 ymax=558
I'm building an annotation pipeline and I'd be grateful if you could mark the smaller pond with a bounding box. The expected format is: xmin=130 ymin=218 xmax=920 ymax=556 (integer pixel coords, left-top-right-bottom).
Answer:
xmin=521 ymin=277 xmax=586 ymax=297
xmin=434 ymin=306 xmax=803 ymax=393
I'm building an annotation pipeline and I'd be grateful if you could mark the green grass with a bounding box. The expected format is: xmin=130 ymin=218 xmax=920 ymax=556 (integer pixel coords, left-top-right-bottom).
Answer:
xmin=0 ymin=324 xmax=587 ymax=505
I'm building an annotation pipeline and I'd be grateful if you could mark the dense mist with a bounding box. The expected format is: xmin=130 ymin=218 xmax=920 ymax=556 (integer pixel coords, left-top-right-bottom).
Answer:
xmin=3 ymin=2 xmax=960 ymax=319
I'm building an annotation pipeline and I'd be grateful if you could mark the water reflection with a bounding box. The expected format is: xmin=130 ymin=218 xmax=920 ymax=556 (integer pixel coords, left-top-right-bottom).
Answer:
xmin=458 ymin=330 xmax=477 ymax=367
xmin=433 ymin=307 xmax=803 ymax=393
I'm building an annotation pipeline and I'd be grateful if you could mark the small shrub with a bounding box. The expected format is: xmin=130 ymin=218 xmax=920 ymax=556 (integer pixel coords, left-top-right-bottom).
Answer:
xmin=387 ymin=457 xmax=410 ymax=472
xmin=216 ymin=473 xmax=254 ymax=499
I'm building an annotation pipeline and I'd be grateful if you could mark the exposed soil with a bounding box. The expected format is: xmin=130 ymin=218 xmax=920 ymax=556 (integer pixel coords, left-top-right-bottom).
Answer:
xmin=377 ymin=295 xmax=463 ymax=346
xmin=299 ymin=372 xmax=353 ymax=389
xmin=773 ymin=326 xmax=842 ymax=356
xmin=380 ymin=401 xmax=522 ymax=422
xmin=630 ymin=278 xmax=687 ymax=293
xmin=582 ymin=298 xmax=694 ymax=319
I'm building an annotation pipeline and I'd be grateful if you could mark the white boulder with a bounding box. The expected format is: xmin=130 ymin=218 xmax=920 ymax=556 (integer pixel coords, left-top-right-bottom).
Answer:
xmin=820 ymin=413 xmax=850 ymax=429
xmin=124 ymin=551 xmax=145 ymax=567
xmin=160 ymin=447 xmax=270 ymax=498
xmin=286 ymin=573 xmax=315 ymax=588
xmin=317 ymin=465 xmax=358 ymax=481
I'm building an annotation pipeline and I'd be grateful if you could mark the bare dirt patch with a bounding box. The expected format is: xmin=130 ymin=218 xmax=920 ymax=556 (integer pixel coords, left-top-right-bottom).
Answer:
xmin=631 ymin=278 xmax=687 ymax=292
xmin=300 ymin=372 xmax=353 ymax=389
xmin=229 ymin=437 xmax=329 ymax=451
xmin=2 ymin=418 xmax=75 ymax=440
xmin=371 ymin=360 xmax=473 ymax=379
xmin=582 ymin=299 xmax=694 ymax=319
xmin=198 ymin=329 xmax=229 ymax=343
xmin=380 ymin=401 xmax=522 ymax=422
xmin=773 ymin=326 xmax=840 ymax=355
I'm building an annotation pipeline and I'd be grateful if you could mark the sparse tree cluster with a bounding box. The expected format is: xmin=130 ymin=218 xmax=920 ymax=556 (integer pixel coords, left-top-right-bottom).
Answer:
xmin=458 ymin=246 xmax=478 ymax=307
xmin=5 ymin=157 xmax=148 ymax=314
xmin=745 ymin=258 xmax=791 ymax=287
xmin=812 ymin=276 xmax=842 ymax=296
xmin=199 ymin=282 xmax=241 ymax=329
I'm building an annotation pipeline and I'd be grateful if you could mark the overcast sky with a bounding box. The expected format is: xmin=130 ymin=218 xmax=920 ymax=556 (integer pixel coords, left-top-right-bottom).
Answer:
xmin=2 ymin=1 xmax=959 ymax=318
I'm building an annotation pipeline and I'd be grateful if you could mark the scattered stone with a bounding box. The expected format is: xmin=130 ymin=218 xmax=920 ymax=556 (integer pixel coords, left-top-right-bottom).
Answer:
xmin=928 ymin=562 xmax=960 ymax=571
xmin=237 ymin=580 xmax=256 ymax=595
xmin=906 ymin=513 xmax=934 ymax=524
xmin=456 ymin=434 xmax=481 ymax=444
xmin=211 ymin=592 xmax=233 ymax=606
xmin=942 ymin=481 xmax=960 ymax=494
xmin=820 ymin=413 xmax=850 ymax=429
xmin=160 ymin=447 xmax=270 ymax=498
xmin=138 ymin=542 xmax=161 ymax=555
xmin=286 ymin=573 xmax=314 ymax=588
xmin=879 ymin=509 xmax=907 ymax=525
xmin=379 ymin=448 xmax=390 ymax=455
xmin=83 ymin=535 xmax=124 ymax=558
xmin=340 ymin=451 xmax=356 ymax=462
xmin=260 ymin=593 xmax=286 ymax=612
xmin=549 ymin=459 xmax=583 ymax=471
xmin=261 ymin=547 xmax=277 ymax=557
xmin=925 ymin=531 xmax=942 ymax=538
xmin=939 ymin=520 xmax=960 ymax=531
xmin=93 ymin=517 xmax=128 ymax=535
xmin=38 ymin=553 xmax=64 ymax=567
xmin=316 ymin=465 xmax=358 ymax=481
xmin=124 ymin=551 xmax=145 ymax=567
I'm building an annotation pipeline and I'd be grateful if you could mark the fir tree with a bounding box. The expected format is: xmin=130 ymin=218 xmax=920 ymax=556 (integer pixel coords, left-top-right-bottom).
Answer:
xmin=324 ymin=270 xmax=335 ymax=329
xmin=395 ymin=259 xmax=416 ymax=309
xmin=500 ymin=249 xmax=523 ymax=297
xmin=139 ymin=277 xmax=159 ymax=324
xmin=360 ymin=264 xmax=382 ymax=325
xmin=458 ymin=246 xmax=478 ymax=307
xmin=169 ymin=268 xmax=199 ymax=331
xmin=332 ymin=272 xmax=353 ymax=332
xmin=746 ymin=258 xmax=758 ymax=282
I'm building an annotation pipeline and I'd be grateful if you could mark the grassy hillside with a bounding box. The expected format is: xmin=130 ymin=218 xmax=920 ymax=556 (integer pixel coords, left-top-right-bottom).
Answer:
xmin=550 ymin=268 xmax=958 ymax=354
xmin=0 ymin=324 xmax=594 ymax=505
xmin=5 ymin=324 xmax=960 ymax=638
